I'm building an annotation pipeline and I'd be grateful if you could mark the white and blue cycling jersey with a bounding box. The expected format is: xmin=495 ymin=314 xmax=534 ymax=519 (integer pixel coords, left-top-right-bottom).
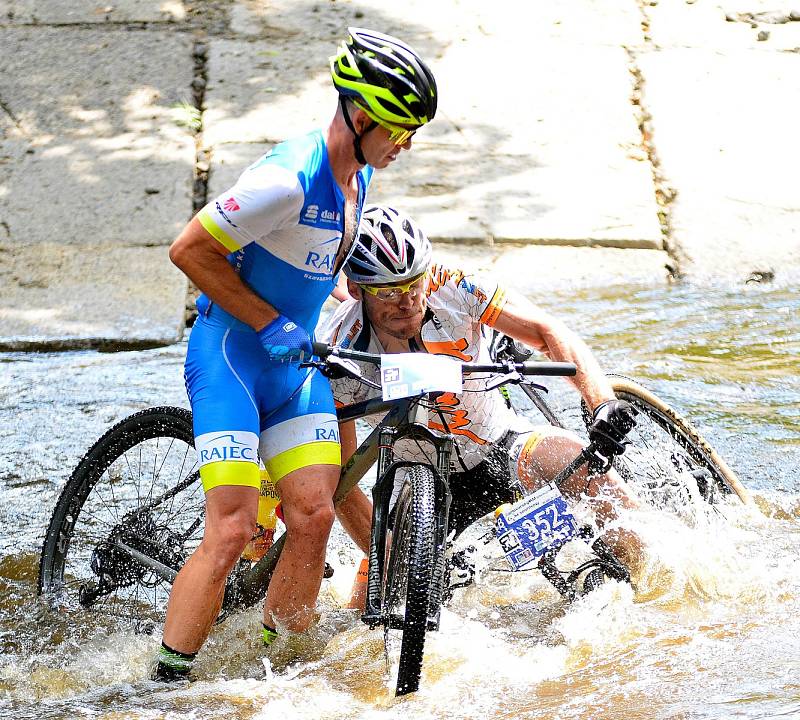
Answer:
xmin=186 ymin=129 xmax=374 ymax=492
xmin=196 ymin=129 xmax=374 ymax=332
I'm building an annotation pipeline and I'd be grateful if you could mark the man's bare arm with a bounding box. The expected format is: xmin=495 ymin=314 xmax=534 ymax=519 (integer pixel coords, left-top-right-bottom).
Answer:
xmin=169 ymin=216 xmax=280 ymax=332
xmin=491 ymin=291 xmax=615 ymax=411
xmin=331 ymin=272 xmax=352 ymax=303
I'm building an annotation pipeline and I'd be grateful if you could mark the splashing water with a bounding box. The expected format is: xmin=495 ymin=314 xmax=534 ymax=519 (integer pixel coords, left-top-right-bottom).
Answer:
xmin=1 ymin=282 xmax=799 ymax=719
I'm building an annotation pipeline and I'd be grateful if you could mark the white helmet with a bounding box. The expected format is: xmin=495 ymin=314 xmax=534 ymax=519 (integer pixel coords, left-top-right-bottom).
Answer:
xmin=345 ymin=205 xmax=432 ymax=284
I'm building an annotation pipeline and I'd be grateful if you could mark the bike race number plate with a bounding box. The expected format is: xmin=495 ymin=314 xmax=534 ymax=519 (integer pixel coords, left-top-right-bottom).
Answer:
xmin=380 ymin=353 xmax=463 ymax=401
xmin=496 ymin=484 xmax=578 ymax=571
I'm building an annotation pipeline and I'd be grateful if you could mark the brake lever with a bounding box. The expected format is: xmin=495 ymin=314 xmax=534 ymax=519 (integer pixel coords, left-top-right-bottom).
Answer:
xmin=520 ymin=380 xmax=549 ymax=393
xmin=482 ymin=371 xmax=521 ymax=392
xmin=300 ymin=355 xmax=381 ymax=389
xmin=586 ymin=442 xmax=616 ymax=475
xmin=482 ymin=372 xmax=549 ymax=394
xmin=299 ymin=360 xmax=325 ymax=371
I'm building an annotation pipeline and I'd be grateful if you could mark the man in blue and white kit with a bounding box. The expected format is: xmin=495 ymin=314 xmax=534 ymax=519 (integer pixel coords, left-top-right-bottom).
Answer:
xmin=152 ymin=28 xmax=438 ymax=681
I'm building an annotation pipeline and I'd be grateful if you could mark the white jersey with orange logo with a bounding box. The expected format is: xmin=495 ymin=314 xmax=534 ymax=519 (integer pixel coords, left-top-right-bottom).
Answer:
xmin=317 ymin=264 xmax=526 ymax=471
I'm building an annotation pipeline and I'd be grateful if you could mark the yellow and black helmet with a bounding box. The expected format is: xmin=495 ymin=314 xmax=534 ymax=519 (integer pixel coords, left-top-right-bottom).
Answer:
xmin=330 ymin=27 xmax=438 ymax=127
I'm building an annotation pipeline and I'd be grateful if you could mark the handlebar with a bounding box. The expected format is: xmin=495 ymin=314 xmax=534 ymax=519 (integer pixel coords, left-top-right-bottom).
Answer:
xmin=311 ymin=341 xmax=577 ymax=377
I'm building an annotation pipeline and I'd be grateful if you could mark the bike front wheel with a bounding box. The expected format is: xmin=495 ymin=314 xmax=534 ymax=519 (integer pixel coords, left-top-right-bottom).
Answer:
xmin=38 ymin=406 xmax=203 ymax=631
xmin=382 ymin=464 xmax=437 ymax=696
xmin=609 ymin=376 xmax=750 ymax=511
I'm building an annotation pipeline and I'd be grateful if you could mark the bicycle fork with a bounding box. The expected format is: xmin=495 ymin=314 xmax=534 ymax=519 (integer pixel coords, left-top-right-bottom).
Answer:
xmin=362 ymin=423 xmax=453 ymax=631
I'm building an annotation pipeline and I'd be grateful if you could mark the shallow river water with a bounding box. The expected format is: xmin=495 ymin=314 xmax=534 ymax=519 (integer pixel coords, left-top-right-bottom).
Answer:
xmin=1 ymin=280 xmax=798 ymax=720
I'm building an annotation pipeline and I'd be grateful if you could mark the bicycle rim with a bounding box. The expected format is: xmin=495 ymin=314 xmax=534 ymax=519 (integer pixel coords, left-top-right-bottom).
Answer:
xmin=382 ymin=465 xmax=436 ymax=696
xmin=38 ymin=406 xmax=203 ymax=632
xmin=609 ymin=376 xmax=750 ymax=513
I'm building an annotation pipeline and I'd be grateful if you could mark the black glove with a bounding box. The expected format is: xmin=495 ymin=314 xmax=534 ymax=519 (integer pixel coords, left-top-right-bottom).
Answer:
xmin=489 ymin=331 xmax=532 ymax=363
xmin=588 ymin=399 xmax=638 ymax=458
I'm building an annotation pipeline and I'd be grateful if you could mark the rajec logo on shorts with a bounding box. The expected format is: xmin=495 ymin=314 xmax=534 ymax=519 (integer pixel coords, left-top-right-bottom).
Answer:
xmin=196 ymin=431 xmax=257 ymax=466
xmin=224 ymin=197 xmax=240 ymax=212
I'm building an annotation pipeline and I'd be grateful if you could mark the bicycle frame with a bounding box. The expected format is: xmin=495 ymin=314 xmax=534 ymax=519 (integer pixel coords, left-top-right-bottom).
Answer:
xmin=223 ymin=347 xmax=588 ymax=616
xmin=225 ymin=389 xmax=455 ymax=616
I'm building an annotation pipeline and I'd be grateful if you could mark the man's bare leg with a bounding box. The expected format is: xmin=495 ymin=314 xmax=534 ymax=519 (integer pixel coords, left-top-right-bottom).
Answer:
xmin=335 ymin=486 xmax=375 ymax=610
xmin=336 ymin=486 xmax=372 ymax=555
xmin=157 ymin=484 xmax=258 ymax=676
xmin=264 ymin=463 xmax=340 ymax=632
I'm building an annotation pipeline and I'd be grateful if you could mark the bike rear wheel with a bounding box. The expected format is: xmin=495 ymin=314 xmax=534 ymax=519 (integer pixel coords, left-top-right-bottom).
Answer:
xmin=38 ymin=406 xmax=202 ymax=631
xmin=382 ymin=464 xmax=437 ymax=696
xmin=609 ymin=376 xmax=750 ymax=510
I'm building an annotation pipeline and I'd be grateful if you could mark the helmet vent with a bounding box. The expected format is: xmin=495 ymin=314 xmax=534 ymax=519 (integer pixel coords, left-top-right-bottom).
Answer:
xmin=376 ymin=96 xmax=407 ymax=118
xmin=375 ymin=235 xmax=400 ymax=269
xmin=379 ymin=225 xmax=400 ymax=255
xmin=344 ymin=204 xmax=432 ymax=284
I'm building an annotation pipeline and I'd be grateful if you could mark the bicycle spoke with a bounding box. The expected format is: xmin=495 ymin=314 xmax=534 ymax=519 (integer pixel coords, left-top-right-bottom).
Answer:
xmin=40 ymin=408 xmax=203 ymax=632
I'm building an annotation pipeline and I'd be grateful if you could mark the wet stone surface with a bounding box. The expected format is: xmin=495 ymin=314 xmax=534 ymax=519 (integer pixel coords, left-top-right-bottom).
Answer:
xmin=0 ymin=26 xmax=194 ymax=347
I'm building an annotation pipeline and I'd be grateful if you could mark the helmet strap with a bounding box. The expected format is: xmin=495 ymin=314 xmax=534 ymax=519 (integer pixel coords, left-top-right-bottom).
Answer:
xmin=340 ymin=96 xmax=377 ymax=165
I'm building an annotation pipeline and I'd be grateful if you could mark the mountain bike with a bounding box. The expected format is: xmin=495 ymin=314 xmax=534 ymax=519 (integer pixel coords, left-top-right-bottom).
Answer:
xmin=38 ymin=338 xmax=749 ymax=695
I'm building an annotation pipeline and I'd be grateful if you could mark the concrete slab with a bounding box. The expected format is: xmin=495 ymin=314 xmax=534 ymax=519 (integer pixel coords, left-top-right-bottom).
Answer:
xmin=0 ymin=244 xmax=186 ymax=349
xmin=204 ymin=5 xmax=661 ymax=249
xmin=367 ymin=142 xmax=661 ymax=247
xmin=0 ymin=27 xmax=195 ymax=245
xmin=1 ymin=135 xmax=193 ymax=246
xmin=645 ymin=0 xmax=800 ymax=51
xmin=202 ymin=38 xmax=334 ymax=148
xmin=432 ymin=244 xmax=671 ymax=294
xmin=0 ymin=0 xmax=185 ymax=24
xmin=0 ymin=26 xmax=194 ymax=345
xmin=638 ymin=48 xmax=800 ymax=281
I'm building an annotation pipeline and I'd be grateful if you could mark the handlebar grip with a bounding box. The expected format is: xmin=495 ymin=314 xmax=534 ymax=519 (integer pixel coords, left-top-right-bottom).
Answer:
xmin=462 ymin=361 xmax=577 ymax=376
xmin=312 ymin=342 xmax=382 ymax=365
xmin=519 ymin=361 xmax=577 ymax=377
xmin=312 ymin=341 xmax=331 ymax=358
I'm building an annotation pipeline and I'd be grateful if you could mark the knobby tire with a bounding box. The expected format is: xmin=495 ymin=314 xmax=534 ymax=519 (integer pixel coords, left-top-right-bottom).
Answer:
xmin=609 ymin=376 xmax=750 ymax=507
xmin=382 ymin=464 xmax=437 ymax=696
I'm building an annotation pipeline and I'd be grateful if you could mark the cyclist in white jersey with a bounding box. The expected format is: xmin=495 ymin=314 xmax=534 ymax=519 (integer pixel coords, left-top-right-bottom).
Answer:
xmin=317 ymin=205 xmax=643 ymax=586
xmin=153 ymin=30 xmax=437 ymax=681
